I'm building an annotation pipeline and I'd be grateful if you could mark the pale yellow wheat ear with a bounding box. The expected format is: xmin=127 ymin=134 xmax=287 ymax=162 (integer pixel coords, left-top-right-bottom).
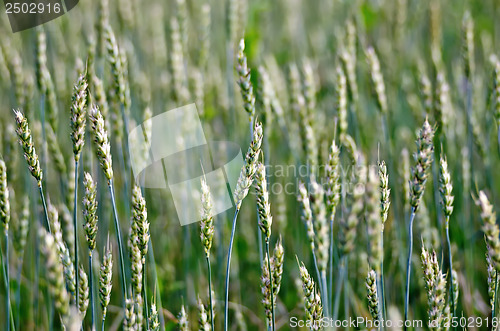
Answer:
xmin=296 ymin=256 xmax=323 ymax=326
xmin=99 ymin=236 xmax=113 ymax=321
xmin=410 ymin=118 xmax=434 ymax=211
xmin=200 ymin=177 xmax=214 ymax=256
xmin=70 ymin=73 xmax=88 ymax=163
xmin=236 ymin=39 xmax=256 ymax=121
xmin=13 ymin=109 xmax=43 ymax=186
xmin=89 ymin=104 xmax=113 ymax=182
xmin=82 ymin=172 xmax=98 ymax=251
xmin=233 ymin=121 xmax=263 ymax=208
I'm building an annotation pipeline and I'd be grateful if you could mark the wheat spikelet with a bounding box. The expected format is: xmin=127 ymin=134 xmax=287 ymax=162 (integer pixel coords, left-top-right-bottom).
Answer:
xmin=197 ymin=296 xmax=210 ymax=331
xmin=366 ymin=270 xmax=380 ymax=321
xmin=297 ymin=258 xmax=323 ymax=329
xmin=311 ymin=179 xmax=328 ymax=272
xmin=477 ymin=191 xmax=500 ymax=271
xmin=236 ymin=39 xmax=256 ymax=120
xmin=378 ymin=160 xmax=391 ymax=229
xmin=14 ymin=109 xmax=43 ymax=186
xmin=89 ymin=105 xmax=113 ymax=182
xmin=421 ymin=246 xmax=447 ymax=330
xmin=131 ymin=186 xmax=150 ymax=260
xmin=255 ymin=163 xmax=272 ymax=241
xmin=178 ymin=304 xmax=189 ymax=331
xmin=298 ymin=182 xmax=315 ymax=251
xmin=493 ymin=60 xmax=500 ymax=129
xmin=233 ymin=121 xmax=263 ymax=208
xmin=82 ymin=172 xmax=98 ymax=251
xmin=341 ymin=20 xmax=358 ymax=102
xmin=148 ymin=302 xmax=160 ymax=331
xmin=336 ymin=66 xmax=348 ymax=143
xmin=170 ymin=18 xmax=189 ymax=103
xmin=486 ymin=247 xmax=496 ymax=311
xmin=435 ymin=71 xmax=450 ymax=131
xmin=124 ymin=297 xmax=137 ymax=331
xmin=366 ymin=47 xmax=388 ymax=114
xmin=419 ymin=71 xmax=433 ymax=117
xmin=410 ymin=119 xmax=434 ymax=211
xmin=13 ymin=195 xmax=29 ymax=257
xmin=0 ymin=159 xmax=10 ymax=234
xmin=462 ymin=11 xmax=474 ymax=79
xmin=99 ymin=239 xmax=113 ymax=319
xmin=78 ymin=266 xmax=89 ymax=318
xmin=39 ymin=228 xmax=70 ymax=320
xmin=439 ymin=156 xmax=454 ymax=218
xmin=200 ymin=177 xmax=214 ymax=257
xmin=70 ymin=73 xmax=88 ymax=162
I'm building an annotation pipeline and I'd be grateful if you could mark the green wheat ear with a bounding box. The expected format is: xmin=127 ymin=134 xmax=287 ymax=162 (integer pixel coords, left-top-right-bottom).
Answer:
xmin=366 ymin=270 xmax=380 ymax=321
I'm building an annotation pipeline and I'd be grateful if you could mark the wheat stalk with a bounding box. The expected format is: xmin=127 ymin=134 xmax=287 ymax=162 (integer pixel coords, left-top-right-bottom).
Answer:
xmin=89 ymin=104 xmax=127 ymax=304
xmin=83 ymin=172 xmax=98 ymax=329
xmin=200 ymin=177 xmax=215 ymax=330
xmin=0 ymin=159 xmax=11 ymax=331
xmin=225 ymin=121 xmax=263 ymax=331
xmin=405 ymin=118 xmax=434 ymax=327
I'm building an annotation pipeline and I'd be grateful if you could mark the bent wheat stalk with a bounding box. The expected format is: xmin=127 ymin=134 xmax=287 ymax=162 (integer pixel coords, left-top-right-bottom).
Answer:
xmin=224 ymin=121 xmax=262 ymax=331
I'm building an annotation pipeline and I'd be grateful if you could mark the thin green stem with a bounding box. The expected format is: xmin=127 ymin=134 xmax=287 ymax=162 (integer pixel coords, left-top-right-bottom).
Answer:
xmin=333 ymin=255 xmax=346 ymax=326
xmin=380 ymin=230 xmax=386 ymax=321
xmin=266 ymin=241 xmax=275 ymax=331
xmin=445 ymin=218 xmax=455 ymax=318
xmin=5 ymin=231 xmax=10 ymax=331
xmin=404 ymin=209 xmax=416 ymax=330
xmin=377 ymin=273 xmax=383 ymax=331
xmin=108 ymin=180 xmax=127 ymax=304
xmin=321 ymin=271 xmax=329 ymax=318
xmin=311 ymin=249 xmax=322 ymax=303
xmin=101 ymin=317 xmax=105 ymax=331
xmin=494 ymin=273 xmax=499 ymax=319
xmin=15 ymin=256 xmax=23 ymax=328
xmin=142 ymin=261 xmax=149 ymax=327
xmin=89 ymin=252 xmax=95 ymax=331
xmin=38 ymin=184 xmax=51 ymax=233
xmin=73 ymin=160 xmax=79 ymax=311
xmin=206 ymin=255 xmax=214 ymax=331
xmin=329 ymin=216 xmax=334 ymax=314
xmin=224 ymin=207 xmax=240 ymax=331
xmin=1 ymin=241 xmax=15 ymax=331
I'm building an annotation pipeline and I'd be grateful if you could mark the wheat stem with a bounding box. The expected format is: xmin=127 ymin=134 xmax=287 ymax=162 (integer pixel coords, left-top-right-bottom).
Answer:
xmin=266 ymin=241 xmax=275 ymax=331
xmin=206 ymin=255 xmax=214 ymax=331
xmin=380 ymin=231 xmax=386 ymax=322
xmin=108 ymin=179 xmax=127 ymax=303
xmin=333 ymin=255 xmax=346 ymax=325
xmin=74 ymin=160 xmax=80 ymax=311
xmin=4 ymin=231 xmax=10 ymax=331
xmin=224 ymin=207 xmax=240 ymax=331
xmin=494 ymin=273 xmax=499 ymax=319
xmin=446 ymin=218 xmax=454 ymax=317
xmin=142 ymin=263 xmax=149 ymax=327
xmin=0 ymin=243 xmax=14 ymax=331
xmin=404 ymin=208 xmax=416 ymax=330
xmin=38 ymin=185 xmax=51 ymax=234
xmin=89 ymin=252 xmax=95 ymax=330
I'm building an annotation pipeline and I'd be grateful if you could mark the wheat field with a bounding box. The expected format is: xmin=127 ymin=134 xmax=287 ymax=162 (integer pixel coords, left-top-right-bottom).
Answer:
xmin=0 ymin=0 xmax=499 ymax=330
